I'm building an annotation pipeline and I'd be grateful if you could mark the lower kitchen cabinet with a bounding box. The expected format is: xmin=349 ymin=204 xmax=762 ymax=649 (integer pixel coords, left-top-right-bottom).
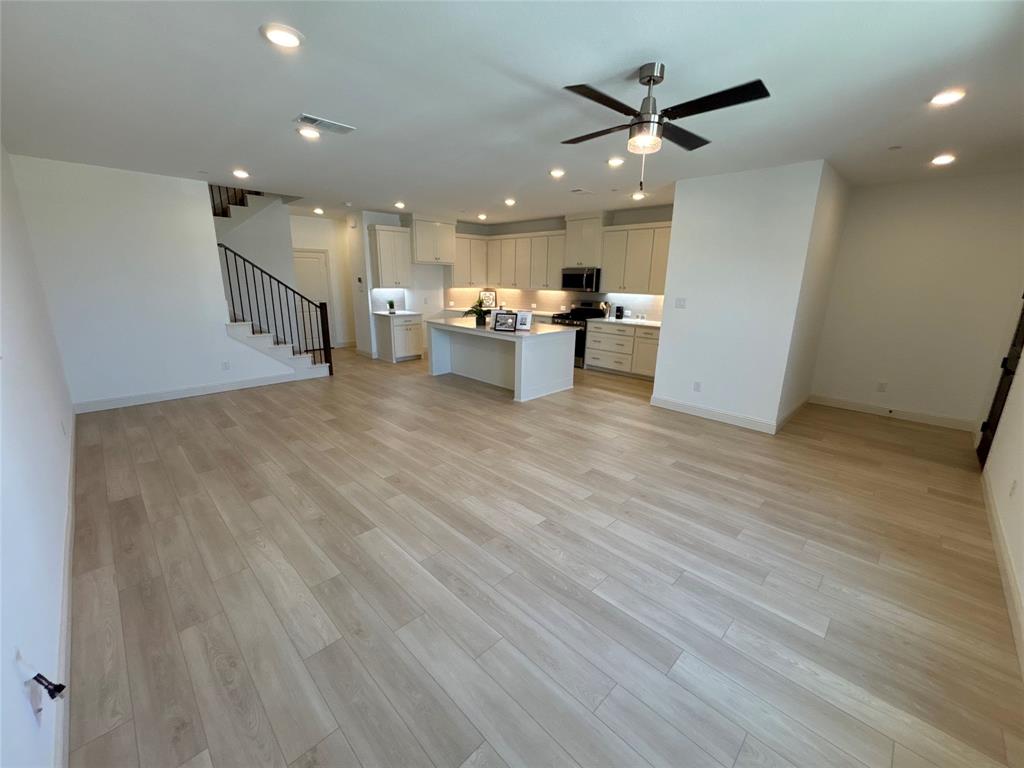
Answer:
xmin=374 ymin=313 xmax=424 ymax=363
xmin=585 ymin=320 xmax=660 ymax=378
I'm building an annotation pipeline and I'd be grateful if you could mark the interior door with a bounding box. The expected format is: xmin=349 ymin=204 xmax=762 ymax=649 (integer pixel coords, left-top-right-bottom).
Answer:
xmin=293 ymin=249 xmax=331 ymax=342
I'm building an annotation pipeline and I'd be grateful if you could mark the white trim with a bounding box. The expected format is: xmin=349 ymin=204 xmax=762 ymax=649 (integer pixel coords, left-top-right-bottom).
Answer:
xmin=775 ymin=397 xmax=809 ymax=432
xmin=73 ymin=368 xmax=328 ymax=413
xmin=807 ymin=394 xmax=974 ymax=432
xmin=981 ymin=471 xmax=1024 ymax=678
xmin=650 ymin=395 xmax=777 ymax=434
xmin=54 ymin=420 xmax=76 ymax=768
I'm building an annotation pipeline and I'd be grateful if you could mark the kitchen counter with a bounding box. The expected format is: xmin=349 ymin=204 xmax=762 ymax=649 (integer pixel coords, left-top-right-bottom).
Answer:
xmin=589 ymin=317 xmax=661 ymax=328
xmin=425 ymin=318 xmax=577 ymax=401
xmin=446 ymin=307 xmax=554 ymax=318
xmin=373 ymin=310 xmax=423 ymax=317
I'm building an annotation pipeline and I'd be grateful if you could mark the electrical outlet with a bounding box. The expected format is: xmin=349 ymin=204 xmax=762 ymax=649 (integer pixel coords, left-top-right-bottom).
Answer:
xmin=693 ymin=381 xmax=702 ymax=393
xmin=876 ymin=381 xmax=888 ymax=393
xmin=221 ymin=361 xmax=231 ymax=371
xmin=624 ymin=309 xmax=632 ymax=317
xmin=531 ymin=303 xmax=537 ymax=309
xmin=448 ymin=300 xmax=455 ymax=306
xmin=560 ymin=305 xmax=567 ymax=311
xmin=675 ymin=297 xmax=687 ymax=309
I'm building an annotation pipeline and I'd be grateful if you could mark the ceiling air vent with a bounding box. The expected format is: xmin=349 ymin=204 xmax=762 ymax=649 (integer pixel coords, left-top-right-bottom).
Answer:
xmin=296 ymin=113 xmax=357 ymax=135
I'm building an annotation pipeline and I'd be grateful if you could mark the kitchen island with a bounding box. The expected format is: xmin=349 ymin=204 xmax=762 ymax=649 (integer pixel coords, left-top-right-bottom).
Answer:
xmin=426 ymin=317 xmax=577 ymax=401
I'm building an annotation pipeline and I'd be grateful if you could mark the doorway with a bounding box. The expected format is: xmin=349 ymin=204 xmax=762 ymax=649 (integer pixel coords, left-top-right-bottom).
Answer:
xmin=293 ymin=249 xmax=332 ymax=341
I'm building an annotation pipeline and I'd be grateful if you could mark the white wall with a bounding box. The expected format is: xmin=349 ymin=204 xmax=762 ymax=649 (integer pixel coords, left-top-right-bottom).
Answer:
xmin=10 ymin=155 xmax=292 ymax=411
xmin=2 ymin=146 xmax=74 ymax=768
xmin=983 ymin=373 xmax=1024 ymax=674
xmin=290 ymin=214 xmax=356 ymax=346
xmin=652 ymin=160 xmax=828 ymax=432
xmin=812 ymin=171 xmax=1024 ymax=429
xmin=218 ymin=196 xmax=295 ymax=286
xmin=777 ymin=163 xmax=848 ymax=424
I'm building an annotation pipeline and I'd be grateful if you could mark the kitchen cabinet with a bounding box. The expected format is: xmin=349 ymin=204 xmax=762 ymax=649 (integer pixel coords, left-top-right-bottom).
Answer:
xmin=585 ymin=320 xmax=660 ymax=378
xmin=369 ymin=225 xmax=413 ymax=288
xmin=649 ymin=227 xmax=671 ymax=295
xmin=486 ymin=240 xmax=501 ymax=286
xmin=529 ymin=235 xmax=565 ymax=290
xmin=565 ymin=216 xmax=602 ymax=268
xmin=599 ymin=225 xmax=669 ymax=294
xmin=413 ymin=217 xmax=456 ymax=265
xmin=499 ymin=239 xmax=515 ymax=286
xmin=373 ymin=312 xmax=423 ymax=363
xmin=514 ymin=238 xmax=531 ymax=288
xmin=451 ymin=236 xmax=489 ymax=287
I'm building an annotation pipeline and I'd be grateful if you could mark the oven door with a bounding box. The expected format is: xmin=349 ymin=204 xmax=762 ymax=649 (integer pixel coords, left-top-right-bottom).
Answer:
xmin=561 ymin=268 xmax=600 ymax=293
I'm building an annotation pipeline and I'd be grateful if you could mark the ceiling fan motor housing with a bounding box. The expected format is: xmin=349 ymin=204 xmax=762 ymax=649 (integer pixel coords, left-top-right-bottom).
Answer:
xmin=638 ymin=62 xmax=666 ymax=86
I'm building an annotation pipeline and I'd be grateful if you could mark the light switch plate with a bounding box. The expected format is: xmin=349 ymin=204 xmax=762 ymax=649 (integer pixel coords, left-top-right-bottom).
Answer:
xmin=675 ymin=297 xmax=687 ymax=309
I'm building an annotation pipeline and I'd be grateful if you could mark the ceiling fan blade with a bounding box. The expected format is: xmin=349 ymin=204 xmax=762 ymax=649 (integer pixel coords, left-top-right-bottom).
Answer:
xmin=660 ymin=80 xmax=770 ymax=121
xmin=662 ymin=121 xmax=710 ymax=151
xmin=564 ymin=84 xmax=639 ymax=117
xmin=561 ymin=124 xmax=630 ymax=145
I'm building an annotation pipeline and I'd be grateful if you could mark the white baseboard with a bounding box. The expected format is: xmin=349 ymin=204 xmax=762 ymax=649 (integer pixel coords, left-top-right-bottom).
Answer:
xmin=73 ymin=368 xmax=328 ymax=413
xmin=650 ymin=395 xmax=777 ymax=434
xmin=981 ymin=472 xmax=1024 ymax=680
xmin=775 ymin=397 xmax=809 ymax=432
xmin=807 ymin=395 xmax=975 ymax=432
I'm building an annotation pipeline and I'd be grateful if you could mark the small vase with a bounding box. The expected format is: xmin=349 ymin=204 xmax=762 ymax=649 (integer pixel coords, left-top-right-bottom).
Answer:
xmin=475 ymin=314 xmax=486 ymax=327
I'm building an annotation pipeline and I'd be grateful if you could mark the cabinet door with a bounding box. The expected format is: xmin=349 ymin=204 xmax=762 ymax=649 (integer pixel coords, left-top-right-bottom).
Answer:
xmin=377 ymin=231 xmax=396 ymax=287
xmin=649 ymin=227 xmax=671 ymax=295
xmin=405 ymin=323 xmax=424 ymax=356
xmin=453 ymin=237 xmax=472 ymax=286
xmin=393 ymin=324 xmax=410 ymax=358
xmin=623 ymin=229 xmax=655 ymax=293
xmin=487 ymin=240 xmax=501 ymax=286
xmin=394 ymin=230 xmax=413 ymax=287
xmin=470 ymin=239 xmax=487 ymax=286
xmin=601 ymin=230 xmax=628 ymax=291
xmin=547 ymin=235 xmax=564 ymax=290
xmin=436 ymin=222 xmax=456 ymax=264
xmin=566 ymin=217 xmax=602 ymax=267
xmin=529 ymin=237 xmax=548 ymax=289
xmin=513 ymin=238 xmax=531 ymax=288
xmin=632 ymin=339 xmax=659 ymax=377
xmin=500 ymin=239 xmax=515 ymax=287
xmin=413 ymin=220 xmax=435 ymax=264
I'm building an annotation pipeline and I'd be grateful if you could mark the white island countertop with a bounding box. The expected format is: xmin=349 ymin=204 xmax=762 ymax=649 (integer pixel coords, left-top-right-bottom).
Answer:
xmin=426 ymin=317 xmax=577 ymax=401
xmin=426 ymin=317 xmax=577 ymax=341
xmin=373 ymin=310 xmax=423 ymax=317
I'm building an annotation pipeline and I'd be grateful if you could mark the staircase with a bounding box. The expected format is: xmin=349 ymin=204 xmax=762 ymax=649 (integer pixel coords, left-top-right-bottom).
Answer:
xmin=220 ymin=242 xmax=333 ymax=376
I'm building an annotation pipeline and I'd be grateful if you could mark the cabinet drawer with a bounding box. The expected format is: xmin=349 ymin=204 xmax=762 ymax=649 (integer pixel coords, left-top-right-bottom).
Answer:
xmin=394 ymin=316 xmax=421 ymax=327
xmin=636 ymin=327 xmax=660 ymax=340
xmin=585 ymin=349 xmax=632 ymax=371
xmin=586 ymin=332 xmax=634 ymax=354
xmin=587 ymin=322 xmax=635 ymax=337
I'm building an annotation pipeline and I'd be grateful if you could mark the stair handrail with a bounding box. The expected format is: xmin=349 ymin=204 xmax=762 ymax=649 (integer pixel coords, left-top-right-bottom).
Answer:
xmin=218 ymin=242 xmax=333 ymax=375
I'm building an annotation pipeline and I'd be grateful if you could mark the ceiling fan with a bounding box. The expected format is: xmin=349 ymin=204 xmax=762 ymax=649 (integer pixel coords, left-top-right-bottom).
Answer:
xmin=562 ymin=62 xmax=770 ymax=155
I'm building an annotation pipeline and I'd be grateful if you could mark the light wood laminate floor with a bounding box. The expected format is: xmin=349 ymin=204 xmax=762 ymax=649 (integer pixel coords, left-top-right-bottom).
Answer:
xmin=69 ymin=350 xmax=1023 ymax=768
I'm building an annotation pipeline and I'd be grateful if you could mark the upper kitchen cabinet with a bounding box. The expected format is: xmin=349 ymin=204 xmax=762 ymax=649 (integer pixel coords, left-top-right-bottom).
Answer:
xmin=486 ymin=239 xmax=501 ymax=285
xmin=565 ymin=215 xmax=602 ymax=268
xmin=529 ymin=234 xmax=566 ymax=290
xmin=413 ymin=216 xmax=456 ymax=265
xmin=451 ymin=236 xmax=489 ymax=287
xmin=599 ymin=224 xmax=670 ymax=294
xmin=369 ymin=224 xmax=413 ymax=288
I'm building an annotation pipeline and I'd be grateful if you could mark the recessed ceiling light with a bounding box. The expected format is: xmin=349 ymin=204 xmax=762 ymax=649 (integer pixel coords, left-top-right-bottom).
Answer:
xmin=930 ymin=88 xmax=965 ymax=107
xmin=313 ymin=208 xmax=324 ymax=215
xmin=549 ymin=168 xmax=565 ymax=179
xmin=394 ymin=201 xmax=405 ymax=209
xmin=345 ymin=202 xmax=353 ymax=207
xmin=608 ymin=156 xmax=625 ymax=168
xmin=504 ymin=198 xmax=516 ymax=207
xmin=477 ymin=213 xmax=488 ymax=221
xmin=260 ymin=23 xmax=303 ymax=49
xmin=931 ymin=153 xmax=956 ymax=166
xmin=631 ymin=191 xmax=646 ymax=201
xmin=298 ymin=126 xmax=321 ymax=140
xmin=232 ymin=168 xmax=250 ymax=179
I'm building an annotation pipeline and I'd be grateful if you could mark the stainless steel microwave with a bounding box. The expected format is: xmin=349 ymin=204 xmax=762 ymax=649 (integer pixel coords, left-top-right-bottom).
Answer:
xmin=562 ymin=267 xmax=601 ymax=293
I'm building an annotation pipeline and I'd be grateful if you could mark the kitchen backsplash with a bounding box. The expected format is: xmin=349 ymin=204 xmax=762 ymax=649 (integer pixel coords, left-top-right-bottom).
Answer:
xmin=444 ymin=287 xmax=664 ymax=321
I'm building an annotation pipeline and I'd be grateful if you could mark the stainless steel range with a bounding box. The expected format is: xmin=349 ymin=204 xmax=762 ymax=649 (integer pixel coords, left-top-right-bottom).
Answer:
xmin=550 ymin=306 xmax=607 ymax=368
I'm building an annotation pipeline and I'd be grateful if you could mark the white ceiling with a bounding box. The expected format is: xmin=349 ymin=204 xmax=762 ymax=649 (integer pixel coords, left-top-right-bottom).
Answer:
xmin=3 ymin=2 xmax=1022 ymax=223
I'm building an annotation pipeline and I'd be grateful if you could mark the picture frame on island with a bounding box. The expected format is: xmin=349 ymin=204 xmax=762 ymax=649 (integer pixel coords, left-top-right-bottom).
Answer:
xmin=515 ymin=310 xmax=533 ymax=330
xmin=492 ymin=311 xmax=518 ymax=332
